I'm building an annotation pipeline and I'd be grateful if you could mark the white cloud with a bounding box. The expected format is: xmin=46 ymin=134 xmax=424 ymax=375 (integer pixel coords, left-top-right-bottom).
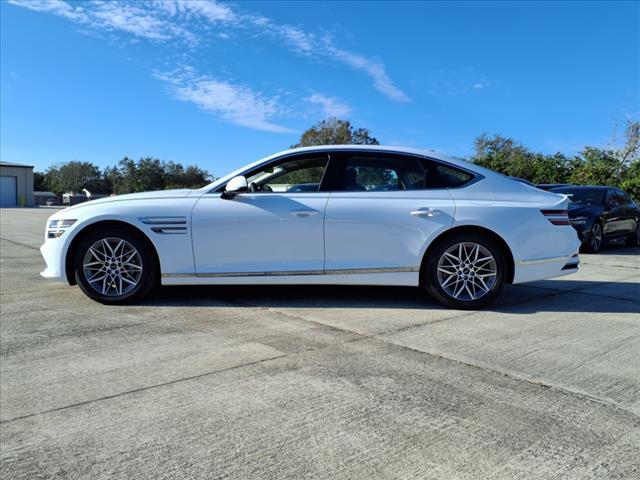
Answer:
xmin=89 ymin=1 xmax=194 ymax=42
xmin=156 ymin=69 xmax=293 ymax=133
xmin=307 ymin=93 xmax=351 ymax=118
xmin=153 ymin=0 xmax=236 ymax=23
xmin=9 ymin=0 xmax=196 ymax=42
xmin=10 ymin=0 xmax=409 ymax=103
xmin=324 ymin=43 xmax=410 ymax=102
xmin=249 ymin=16 xmax=314 ymax=54
xmin=8 ymin=0 xmax=87 ymax=21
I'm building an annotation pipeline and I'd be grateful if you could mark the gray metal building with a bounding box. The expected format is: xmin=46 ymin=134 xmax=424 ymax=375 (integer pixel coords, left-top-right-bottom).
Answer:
xmin=0 ymin=161 xmax=34 ymax=207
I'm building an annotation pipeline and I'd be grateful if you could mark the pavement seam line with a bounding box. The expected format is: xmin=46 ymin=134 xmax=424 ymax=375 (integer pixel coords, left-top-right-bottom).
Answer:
xmin=0 ymin=353 xmax=287 ymax=424
xmin=248 ymin=302 xmax=640 ymax=420
xmin=0 ymin=333 xmax=368 ymax=425
xmin=0 ymin=237 xmax=40 ymax=251
xmin=375 ymin=337 xmax=640 ymax=421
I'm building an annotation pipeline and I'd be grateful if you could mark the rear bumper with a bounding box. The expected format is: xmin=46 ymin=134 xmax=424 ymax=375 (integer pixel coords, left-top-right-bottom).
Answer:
xmin=513 ymin=252 xmax=580 ymax=283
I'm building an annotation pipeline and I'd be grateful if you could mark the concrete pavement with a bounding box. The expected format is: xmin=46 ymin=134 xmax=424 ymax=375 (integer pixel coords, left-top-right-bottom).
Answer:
xmin=1 ymin=207 xmax=639 ymax=479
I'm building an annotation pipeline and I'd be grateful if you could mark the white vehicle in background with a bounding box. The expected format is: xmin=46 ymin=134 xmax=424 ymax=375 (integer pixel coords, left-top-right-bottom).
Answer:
xmin=40 ymin=146 xmax=581 ymax=309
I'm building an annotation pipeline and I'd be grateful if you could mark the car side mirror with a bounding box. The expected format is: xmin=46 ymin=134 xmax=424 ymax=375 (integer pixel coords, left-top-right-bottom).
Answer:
xmin=221 ymin=175 xmax=248 ymax=199
xmin=606 ymin=200 xmax=618 ymax=209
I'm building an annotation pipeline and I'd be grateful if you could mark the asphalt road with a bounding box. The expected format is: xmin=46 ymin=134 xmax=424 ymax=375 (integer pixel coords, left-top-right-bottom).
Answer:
xmin=1 ymin=207 xmax=639 ymax=479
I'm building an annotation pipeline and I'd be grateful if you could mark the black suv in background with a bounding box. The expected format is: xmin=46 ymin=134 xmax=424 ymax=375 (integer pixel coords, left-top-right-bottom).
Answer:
xmin=549 ymin=186 xmax=640 ymax=252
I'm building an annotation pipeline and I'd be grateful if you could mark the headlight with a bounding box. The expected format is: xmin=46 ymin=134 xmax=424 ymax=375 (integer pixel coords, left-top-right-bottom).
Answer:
xmin=47 ymin=219 xmax=76 ymax=238
xmin=569 ymin=216 xmax=589 ymax=225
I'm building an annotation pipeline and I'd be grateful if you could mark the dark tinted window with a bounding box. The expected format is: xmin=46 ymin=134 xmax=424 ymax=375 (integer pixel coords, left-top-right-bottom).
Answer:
xmin=340 ymin=155 xmax=426 ymax=191
xmin=552 ymin=187 xmax=606 ymax=205
xmin=428 ymin=163 xmax=474 ymax=188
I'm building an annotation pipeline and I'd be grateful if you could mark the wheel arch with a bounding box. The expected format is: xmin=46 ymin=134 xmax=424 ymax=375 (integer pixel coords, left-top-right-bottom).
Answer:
xmin=419 ymin=225 xmax=515 ymax=285
xmin=65 ymin=220 xmax=160 ymax=285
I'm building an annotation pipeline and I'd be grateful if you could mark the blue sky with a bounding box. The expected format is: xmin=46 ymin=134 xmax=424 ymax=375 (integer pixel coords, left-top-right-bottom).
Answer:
xmin=1 ymin=1 xmax=639 ymax=176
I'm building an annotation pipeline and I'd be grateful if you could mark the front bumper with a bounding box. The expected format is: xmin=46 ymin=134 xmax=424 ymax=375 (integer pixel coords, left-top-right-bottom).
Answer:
xmin=40 ymin=239 xmax=66 ymax=282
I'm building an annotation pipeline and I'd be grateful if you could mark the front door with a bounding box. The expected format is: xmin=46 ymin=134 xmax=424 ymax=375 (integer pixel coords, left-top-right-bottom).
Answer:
xmin=192 ymin=154 xmax=330 ymax=275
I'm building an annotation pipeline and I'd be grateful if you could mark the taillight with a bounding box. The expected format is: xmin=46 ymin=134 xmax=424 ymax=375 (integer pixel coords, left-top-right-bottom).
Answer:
xmin=541 ymin=209 xmax=570 ymax=225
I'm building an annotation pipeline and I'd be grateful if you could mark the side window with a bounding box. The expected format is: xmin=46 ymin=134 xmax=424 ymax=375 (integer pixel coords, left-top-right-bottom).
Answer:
xmin=606 ymin=189 xmax=619 ymax=205
xmin=422 ymin=160 xmax=474 ymax=188
xmin=340 ymin=155 xmax=426 ymax=191
xmin=616 ymin=189 xmax=630 ymax=205
xmin=245 ymin=156 xmax=328 ymax=193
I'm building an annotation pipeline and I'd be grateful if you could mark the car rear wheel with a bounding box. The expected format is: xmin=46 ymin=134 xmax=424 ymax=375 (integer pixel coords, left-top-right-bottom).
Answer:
xmin=424 ymin=233 xmax=506 ymax=310
xmin=626 ymin=221 xmax=640 ymax=247
xmin=583 ymin=222 xmax=603 ymax=253
xmin=73 ymin=226 xmax=157 ymax=304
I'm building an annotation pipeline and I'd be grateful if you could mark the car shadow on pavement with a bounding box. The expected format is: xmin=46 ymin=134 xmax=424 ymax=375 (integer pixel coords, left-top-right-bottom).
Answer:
xmin=590 ymin=245 xmax=639 ymax=256
xmin=142 ymin=279 xmax=639 ymax=315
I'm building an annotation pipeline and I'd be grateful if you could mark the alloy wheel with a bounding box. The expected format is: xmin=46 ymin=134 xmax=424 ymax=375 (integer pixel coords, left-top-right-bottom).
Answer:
xmin=82 ymin=237 xmax=143 ymax=296
xmin=436 ymin=242 xmax=497 ymax=301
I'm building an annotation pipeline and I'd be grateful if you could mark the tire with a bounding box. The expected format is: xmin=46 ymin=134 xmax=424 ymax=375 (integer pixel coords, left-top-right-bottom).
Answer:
xmin=626 ymin=221 xmax=640 ymax=247
xmin=73 ymin=226 xmax=157 ymax=304
xmin=423 ymin=233 xmax=507 ymax=310
xmin=582 ymin=222 xmax=603 ymax=253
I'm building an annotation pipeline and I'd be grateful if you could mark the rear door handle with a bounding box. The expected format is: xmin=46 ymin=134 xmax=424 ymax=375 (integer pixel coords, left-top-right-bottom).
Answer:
xmin=291 ymin=210 xmax=319 ymax=218
xmin=411 ymin=208 xmax=441 ymax=217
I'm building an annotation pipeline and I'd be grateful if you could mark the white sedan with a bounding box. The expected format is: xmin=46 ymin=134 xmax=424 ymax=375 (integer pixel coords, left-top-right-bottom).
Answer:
xmin=41 ymin=146 xmax=581 ymax=309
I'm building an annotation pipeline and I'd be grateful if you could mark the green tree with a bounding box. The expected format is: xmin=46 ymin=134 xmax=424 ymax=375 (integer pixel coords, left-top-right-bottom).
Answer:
xmin=136 ymin=157 xmax=166 ymax=192
xmin=33 ymin=172 xmax=48 ymax=191
xmin=109 ymin=157 xmax=211 ymax=194
xmin=46 ymin=161 xmax=103 ymax=194
xmin=291 ymin=118 xmax=379 ymax=148
xmin=569 ymin=147 xmax=622 ymax=185
xmin=472 ymin=134 xmax=573 ymax=183
xmin=620 ymin=159 xmax=640 ymax=202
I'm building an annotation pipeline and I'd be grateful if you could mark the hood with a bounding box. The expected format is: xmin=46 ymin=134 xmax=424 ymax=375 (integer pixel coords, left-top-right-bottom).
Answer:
xmin=567 ymin=204 xmax=602 ymax=218
xmin=60 ymin=189 xmax=194 ymax=212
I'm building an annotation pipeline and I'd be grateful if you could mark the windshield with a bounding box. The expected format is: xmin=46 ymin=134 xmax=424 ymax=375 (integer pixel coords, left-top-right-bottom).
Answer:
xmin=551 ymin=188 xmax=604 ymax=206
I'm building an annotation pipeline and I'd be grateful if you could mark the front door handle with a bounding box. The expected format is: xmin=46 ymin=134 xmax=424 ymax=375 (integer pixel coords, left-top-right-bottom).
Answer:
xmin=411 ymin=208 xmax=442 ymax=217
xmin=291 ymin=210 xmax=319 ymax=218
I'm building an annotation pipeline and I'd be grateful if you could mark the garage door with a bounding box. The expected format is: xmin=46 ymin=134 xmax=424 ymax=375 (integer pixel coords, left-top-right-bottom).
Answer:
xmin=0 ymin=175 xmax=17 ymax=207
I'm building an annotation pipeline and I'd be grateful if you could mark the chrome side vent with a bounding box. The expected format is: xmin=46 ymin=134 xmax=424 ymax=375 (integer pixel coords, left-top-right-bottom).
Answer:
xmin=139 ymin=217 xmax=187 ymax=234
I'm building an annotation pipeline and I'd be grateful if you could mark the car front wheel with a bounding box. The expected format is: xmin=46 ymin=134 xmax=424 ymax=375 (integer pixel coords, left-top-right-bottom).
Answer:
xmin=73 ymin=226 xmax=157 ymax=304
xmin=424 ymin=233 xmax=507 ymax=310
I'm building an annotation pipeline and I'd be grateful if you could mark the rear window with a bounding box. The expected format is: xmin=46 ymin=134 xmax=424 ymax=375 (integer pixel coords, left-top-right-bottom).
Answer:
xmin=422 ymin=161 xmax=475 ymax=188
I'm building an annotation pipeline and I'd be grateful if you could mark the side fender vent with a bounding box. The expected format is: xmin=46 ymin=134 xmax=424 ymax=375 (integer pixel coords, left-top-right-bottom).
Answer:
xmin=139 ymin=217 xmax=187 ymax=235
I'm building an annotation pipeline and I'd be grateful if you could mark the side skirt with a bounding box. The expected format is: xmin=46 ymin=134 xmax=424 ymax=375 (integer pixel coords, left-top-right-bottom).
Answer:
xmin=161 ymin=268 xmax=419 ymax=286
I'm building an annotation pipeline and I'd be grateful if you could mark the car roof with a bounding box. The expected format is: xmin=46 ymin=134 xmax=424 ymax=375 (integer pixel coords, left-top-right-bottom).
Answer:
xmin=274 ymin=144 xmax=458 ymax=162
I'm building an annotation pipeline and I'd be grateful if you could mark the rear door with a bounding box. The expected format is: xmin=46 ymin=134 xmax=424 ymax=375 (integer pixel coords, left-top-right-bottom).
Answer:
xmin=323 ymin=151 xmax=456 ymax=273
xmin=603 ymin=189 xmax=627 ymax=236
xmin=615 ymin=189 xmax=637 ymax=234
